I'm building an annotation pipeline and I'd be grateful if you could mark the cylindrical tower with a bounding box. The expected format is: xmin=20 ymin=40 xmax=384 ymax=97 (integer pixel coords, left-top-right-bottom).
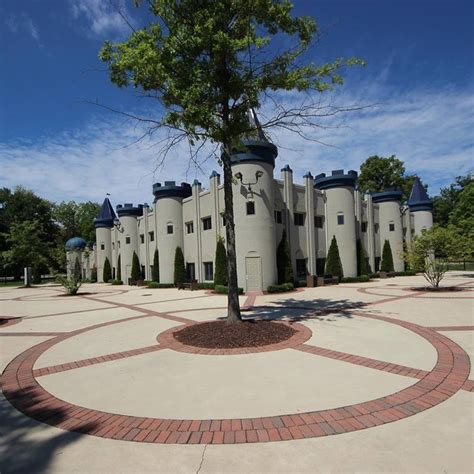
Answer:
xmin=65 ymin=237 xmax=87 ymax=278
xmin=408 ymin=177 xmax=433 ymax=235
xmin=153 ymin=181 xmax=192 ymax=284
xmin=371 ymin=189 xmax=404 ymax=272
xmin=314 ymin=170 xmax=358 ymax=277
xmin=116 ymin=204 xmax=143 ymax=283
xmin=94 ymin=198 xmax=115 ymax=283
xmin=231 ymin=139 xmax=278 ymax=291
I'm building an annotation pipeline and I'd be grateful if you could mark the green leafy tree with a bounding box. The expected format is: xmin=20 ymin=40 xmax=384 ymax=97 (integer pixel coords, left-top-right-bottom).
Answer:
xmin=174 ymin=247 xmax=186 ymax=284
xmin=152 ymin=249 xmax=160 ymax=282
xmin=117 ymin=254 xmax=122 ymax=281
xmin=325 ymin=236 xmax=343 ymax=279
xmin=356 ymin=239 xmax=369 ymax=276
xmin=99 ymin=0 xmax=363 ymax=323
xmin=53 ymin=201 xmax=101 ymax=243
xmin=381 ymin=240 xmax=394 ymax=273
xmin=131 ymin=251 xmax=141 ymax=282
xmin=433 ymin=175 xmax=472 ymax=227
xmin=276 ymin=230 xmax=294 ymax=284
xmin=103 ymin=257 xmax=112 ymax=283
xmin=214 ymin=237 xmax=228 ymax=286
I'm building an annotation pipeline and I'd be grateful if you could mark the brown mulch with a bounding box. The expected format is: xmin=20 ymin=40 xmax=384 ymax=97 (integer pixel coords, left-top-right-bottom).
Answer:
xmin=173 ymin=320 xmax=296 ymax=349
xmin=411 ymin=286 xmax=468 ymax=292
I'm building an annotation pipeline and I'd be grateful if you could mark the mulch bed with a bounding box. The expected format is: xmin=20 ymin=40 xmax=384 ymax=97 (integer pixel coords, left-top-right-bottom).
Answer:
xmin=411 ymin=286 xmax=468 ymax=292
xmin=173 ymin=320 xmax=296 ymax=349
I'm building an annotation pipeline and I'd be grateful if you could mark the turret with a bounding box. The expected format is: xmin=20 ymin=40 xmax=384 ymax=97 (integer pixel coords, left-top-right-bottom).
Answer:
xmin=94 ymin=197 xmax=116 ymax=282
xmin=408 ymin=177 xmax=433 ymax=236
xmin=314 ymin=170 xmax=358 ymax=277
xmin=65 ymin=237 xmax=87 ymax=279
xmin=153 ymin=181 xmax=191 ymax=283
xmin=371 ymin=189 xmax=404 ymax=272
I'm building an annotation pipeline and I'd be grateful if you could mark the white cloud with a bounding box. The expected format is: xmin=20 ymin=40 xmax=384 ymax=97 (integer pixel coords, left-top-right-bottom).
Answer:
xmin=5 ymin=13 xmax=41 ymax=44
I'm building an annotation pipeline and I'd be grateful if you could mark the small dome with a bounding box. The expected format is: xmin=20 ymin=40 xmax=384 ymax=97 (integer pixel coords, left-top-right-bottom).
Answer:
xmin=65 ymin=237 xmax=87 ymax=251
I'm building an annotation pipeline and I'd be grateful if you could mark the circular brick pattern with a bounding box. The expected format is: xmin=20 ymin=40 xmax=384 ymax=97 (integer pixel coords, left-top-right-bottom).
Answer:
xmin=157 ymin=320 xmax=312 ymax=355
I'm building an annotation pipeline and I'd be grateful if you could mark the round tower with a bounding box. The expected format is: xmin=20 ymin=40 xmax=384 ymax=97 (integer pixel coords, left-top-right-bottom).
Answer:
xmin=94 ymin=198 xmax=115 ymax=283
xmin=116 ymin=204 xmax=143 ymax=283
xmin=408 ymin=177 xmax=433 ymax=236
xmin=371 ymin=189 xmax=404 ymax=272
xmin=65 ymin=237 xmax=87 ymax=279
xmin=314 ymin=170 xmax=358 ymax=277
xmin=231 ymin=137 xmax=278 ymax=291
xmin=153 ymin=181 xmax=192 ymax=284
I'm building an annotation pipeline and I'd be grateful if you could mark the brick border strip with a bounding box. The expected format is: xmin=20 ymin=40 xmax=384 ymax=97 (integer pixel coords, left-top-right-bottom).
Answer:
xmin=0 ymin=317 xmax=23 ymax=329
xmin=429 ymin=326 xmax=474 ymax=331
xmin=1 ymin=311 xmax=470 ymax=444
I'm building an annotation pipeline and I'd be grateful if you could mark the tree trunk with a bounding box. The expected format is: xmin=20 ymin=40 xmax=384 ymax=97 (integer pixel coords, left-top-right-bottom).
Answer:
xmin=222 ymin=147 xmax=242 ymax=323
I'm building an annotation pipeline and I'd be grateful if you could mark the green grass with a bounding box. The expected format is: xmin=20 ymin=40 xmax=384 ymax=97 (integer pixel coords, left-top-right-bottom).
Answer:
xmin=446 ymin=261 xmax=474 ymax=271
xmin=0 ymin=280 xmax=24 ymax=288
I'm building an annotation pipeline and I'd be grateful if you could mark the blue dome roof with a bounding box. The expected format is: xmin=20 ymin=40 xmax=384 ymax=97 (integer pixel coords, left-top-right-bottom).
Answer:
xmin=65 ymin=237 xmax=87 ymax=251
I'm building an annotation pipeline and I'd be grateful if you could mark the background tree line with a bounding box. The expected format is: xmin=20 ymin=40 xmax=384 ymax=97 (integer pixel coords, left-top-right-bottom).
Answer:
xmin=0 ymin=186 xmax=99 ymax=280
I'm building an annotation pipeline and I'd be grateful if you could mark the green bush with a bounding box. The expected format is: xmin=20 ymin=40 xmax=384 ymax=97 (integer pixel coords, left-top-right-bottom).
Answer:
xmin=276 ymin=230 xmax=294 ymax=284
xmin=341 ymin=275 xmax=370 ymax=283
xmin=152 ymin=249 xmax=160 ymax=282
xmin=214 ymin=237 xmax=228 ymax=286
xmin=131 ymin=251 xmax=141 ymax=281
xmin=110 ymin=279 xmax=123 ymax=285
xmin=91 ymin=266 xmax=97 ymax=283
xmin=103 ymin=257 xmax=112 ymax=283
xmin=174 ymin=246 xmax=186 ymax=284
xmin=56 ymin=275 xmax=81 ymax=295
xmin=369 ymin=272 xmax=380 ymax=278
xmin=197 ymin=282 xmax=214 ymax=290
xmin=117 ymin=254 xmax=121 ymax=281
xmin=147 ymin=282 xmax=175 ymax=289
xmin=267 ymin=282 xmax=294 ymax=293
xmin=214 ymin=284 xmax=244 ymax=294
xmin=295 ymin=279 xmax=307 ymax=288
xmin=381 ymin=240 xmax=395 ymax=272
xmin=325 ymin=236 xmax=343 ymax=279
xmin=356 ymin=239 xmax=369 ymax=276
xmin=393 ymin=270 xmax=417 ymax=276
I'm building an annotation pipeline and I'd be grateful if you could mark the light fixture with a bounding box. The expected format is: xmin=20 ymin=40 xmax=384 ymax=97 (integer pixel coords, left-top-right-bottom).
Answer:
xmin=113 ymin=218 xmax=124 ymax=232
xmin=234 ymin=170 xmax=264 ymax=192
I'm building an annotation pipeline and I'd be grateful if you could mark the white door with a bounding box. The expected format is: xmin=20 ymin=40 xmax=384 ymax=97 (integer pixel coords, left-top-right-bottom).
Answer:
xmin=245 ymin=257 xmax=262 ymax=291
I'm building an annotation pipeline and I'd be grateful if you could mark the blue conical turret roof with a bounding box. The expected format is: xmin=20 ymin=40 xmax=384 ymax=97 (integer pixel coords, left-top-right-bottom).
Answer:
xmin=94 ymin=197 xmax=117 ymax=228
xmin=408 ymin=177 xmax=432 ymax=211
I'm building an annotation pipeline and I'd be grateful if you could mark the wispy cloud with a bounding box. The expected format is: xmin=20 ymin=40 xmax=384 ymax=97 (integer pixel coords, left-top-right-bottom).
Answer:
xmin=5 ymin=12 xmax=41 ymax=44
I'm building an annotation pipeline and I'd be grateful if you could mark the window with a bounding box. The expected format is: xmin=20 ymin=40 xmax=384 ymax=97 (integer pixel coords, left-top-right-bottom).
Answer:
xmin=100 ymin=243 xmax=105 ymax=250
xmin=149 ymin=231 xmax=155 ymax=242
xmin=389 ymin=222 xmax=395 ymax=232
xmin=246 ymin=201 xmax=255 ymax=215
xmin=294 ymin=213 xmax=304 ymax=226
xmin=374 ymin=223 xmax=379 ymax=234
xmin=202 ymin=216 xmax=212 ymax=231
xmin=140 ymin=234 xmax=145 ymax=244
xmin=125 ymin=236 xmax=131 ymax=244
xmin=186 ymin=221 xmax=194 ymax=234
xmin=314 ymin=216 xmax=324 ymax=228
xmin=274 ymin=210 xmax=282 ymax=224
xmin=203 ymin=262 xmax=213 ymax=281
xmin=361 ymin=222 xmax=368 ymax=233
xmin=112 ymin=242 xmax=115 ymax=250
xmin=221 ymin=214 xmax=226 ymax=227
xmin=186 ymin=263 xmax=196 ymax=281
xmin=337 ymin=214 xmax=344 ymax=225
xmin=167 ymin=224 xmax=173 ymax=234
xmin=118 ymin=241 xmax=121 ymax=249
xmin=296 ymin=259 xmax=307 ymax=278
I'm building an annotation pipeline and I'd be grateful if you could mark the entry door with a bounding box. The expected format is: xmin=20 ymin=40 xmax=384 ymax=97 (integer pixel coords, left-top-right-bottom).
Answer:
xmin=245 ymin=257 xmax=262 ymax=291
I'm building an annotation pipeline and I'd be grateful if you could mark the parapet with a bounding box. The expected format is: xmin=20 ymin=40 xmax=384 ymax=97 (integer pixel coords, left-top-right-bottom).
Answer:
xmin=152 ymin=181 xmax=192 ymax=201
xmin=371 ymin=188 xmax=403 ymax=203
xmin=116 ymin=203 xmax=144 ymax=217
xmin=230 ymin=139 xmax=278 ymax=168
xmin=314 ymin=169 xmax=358 ymax=190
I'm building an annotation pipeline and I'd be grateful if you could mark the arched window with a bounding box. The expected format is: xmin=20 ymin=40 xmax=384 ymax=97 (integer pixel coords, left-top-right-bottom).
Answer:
xmin=337 ymin=213 xmax=344 ymax=225
xmin=167 ymin=223 xmax=173 ymax=234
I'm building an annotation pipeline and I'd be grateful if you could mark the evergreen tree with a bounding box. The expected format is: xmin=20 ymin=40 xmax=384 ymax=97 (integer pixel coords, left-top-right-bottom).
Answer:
xmin=74 ymin=257 xmax=82 ymax=280
xmin=152 ymin=249 xmax=160 ymax=282
xmin=381 ymin=240 xmax=395 ymax=272
xmin=117 ymin=254 xmax=121 ymax=281
xmin=91 ymin=266 xmax=97 ymax=282
xmin=131 ymin=251 xmax=141 ymax=282
xmin=174 ymin=247 xmax=186 ymax=284
xmin=103 ymin=257 xmax=111 ymax=283
xmin=214 ymin=237 xmax=228 ymax=286
xmin=356 ymin=239 xmax=369 ymax=276
xmin=276 ymin=230 xmax=294 ymax=284
xmin=325 ymin=236 xmax=344 ymax=279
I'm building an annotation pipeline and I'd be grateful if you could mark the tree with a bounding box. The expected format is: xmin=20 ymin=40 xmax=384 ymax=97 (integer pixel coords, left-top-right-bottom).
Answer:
xmin=214 ymin=237 xmax=228 ymax=286
xmin=380 ymin=240 xmax=394 ymax=273
xmin=152 ymin=249 xmax=160 ymax=282
xmin=356 ymin=239 xmax=369 ymax=276
xmin=99 ymin=0 xmax=362 ymax=323
xmin=131 ymin=251 xmax=141 ymax=282
xmin=325 ymin=236 xmax=343 ymax=279
xmin=276 ymin=230 xmax=293 ymax=284
xmin=53 ymin=201 xmax=101 ymax=244
xmin=117 ymin=254 xmax=122 ymax=281
xmin=174 ymin=247 xmax=186 ymax=285
xmin=433 ymin=174 xmax=472 ymax=227
xmin=103 ymin=257 xmax=112 ymax=283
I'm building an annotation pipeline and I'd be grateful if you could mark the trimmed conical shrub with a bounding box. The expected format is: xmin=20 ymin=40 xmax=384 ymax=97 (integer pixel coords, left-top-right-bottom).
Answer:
xmin=356 ymin=239 xmax=369 ymax=276
xmin=276 ymin=230 xmax=294 ymax=284
xmin=381 ymin=240 xmax=394 ymax=272
xmin=174 ymin=246 xmax=186 ymax=284
xmin=152 ymin=249 xmax=160 ymax=282
xmin=131 ymin=251 xmax=141 ymax=281
xmin=103 ymin=257 xmax=111 ymax=283
xmin=117 ymin=254 xmax=122 ymax=281
xmin=214 ymin=237 xmax=227 ymax=286
xmin=325 ymin=236 xmax=343 ymax=279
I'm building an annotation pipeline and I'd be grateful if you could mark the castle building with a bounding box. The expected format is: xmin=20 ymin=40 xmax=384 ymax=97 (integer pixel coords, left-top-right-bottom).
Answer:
xmin=66 ymin=127 xmax=434 ymax=289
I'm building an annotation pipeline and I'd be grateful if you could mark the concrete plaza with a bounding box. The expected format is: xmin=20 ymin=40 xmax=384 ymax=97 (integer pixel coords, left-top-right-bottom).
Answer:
xmin=1 ymin=272 xmax=473 ymax=473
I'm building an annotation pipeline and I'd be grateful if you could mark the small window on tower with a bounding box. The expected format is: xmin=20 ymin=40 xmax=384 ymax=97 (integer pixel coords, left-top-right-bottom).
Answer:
xmin=167 ymin=224 xmax=173 ymax=235
xmin=202 ymin=217 xmax=212 ymax=230
xmin=315 ymin=216 xmax=324 ymax=228
xmin=100 ymin=243 xmax=105 ymax=250
xmin=149 ymin=231 xmax=155 ymax=241
xmin=186 ymin=221 xmax=194 ymax=234
xmin=125 ymin=236 xmax=131 ymax=244
xmin=274 ymin=210 xmax=282 ymax=224
xmin=294 ymin=213 xmax=304 ymax=226
xmin=337 ymin=214 xmax=344 ymax=225
xmin=246 ymin=201 xmax=255 ymax=215
xmin=389 ymin=222 xmax=395 ymax=232
xmin=375 ymin=224 xmax=379 ymax=234
xmin=140 ymin=234 xmax=145 ymax=244
xmin=361 ymin=222 xmax=368 ymax=232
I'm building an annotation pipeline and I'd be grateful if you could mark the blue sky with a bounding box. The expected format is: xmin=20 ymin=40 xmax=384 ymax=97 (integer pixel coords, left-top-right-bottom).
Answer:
xmin=0 ymin=0 xmax=472 ymax=204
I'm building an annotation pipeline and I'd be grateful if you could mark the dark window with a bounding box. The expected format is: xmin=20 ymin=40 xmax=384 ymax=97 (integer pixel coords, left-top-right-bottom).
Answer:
xmin=361 ymin=222 xmax=368 ymax=232
xmin=316 ymin=258 xmax=326 ymax=275
xmin=118 ymin=241 xmax=121 ymax=249
xmin=100 ymin=243 xmax=105 ymax=250
xmin=221 ymin=214 xmax=226 ymax=227
xmin=149 ymin=231 xmax=155 ymax=241
xmin=337 ymin=214 xmax=344 ymax=225
xmin=186 ymin=221 xmax=194 ymax=234
xmin=125 ymin=236 xmax=131 ymax=244
xmin=141 ymin=265 xmax=145 ymax=279
xmin=112 ymin=268 xmax=116 ymax=279
xmin=389 ymin=223 xmax=395 ymax=232
xmin=274 ymin=210 xmax=282 ymax=224
xmin=315 ymin=216 xmax=324 ymax=228
xmin=140 ymin=234 xmax=145 ymax=244
xmin=294 ymin=213 xmax=304 ymax=226
xmin=203 ymin=262 xmax=213 ymax=281
xmin=112 ymin=242 xmax=115 ymax=250
xmin=202 ymin=217 xmax=212 ymax=230
xmin=186 ymin=263 xmax=196 ymax=281
xmin=246 ymin=201 xmax=255 ymax=215
xmin=374 ymin=223 xmax=379 ymax=234
xmin=296 ymin=259 xmax=307 ymax=278
xmin=375 ymin=257 xmax=381 ymax=272
xmin=167 ymin=224 xmax=173 ymax=234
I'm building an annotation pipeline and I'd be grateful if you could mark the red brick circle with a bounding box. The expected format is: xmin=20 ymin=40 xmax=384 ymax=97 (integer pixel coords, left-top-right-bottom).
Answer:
xmin=0 ymin=312 xmax=470 ymax=444
xmin=157 ymin=320 xmax=312 ymax=355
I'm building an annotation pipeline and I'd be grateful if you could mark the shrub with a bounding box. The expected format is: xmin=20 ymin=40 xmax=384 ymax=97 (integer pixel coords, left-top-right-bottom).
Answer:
xmin=214 ymin=237 xmax=228 ymax=286
xmin=267 ymin=282 xmax=294 ymax=293
xmin=131 ymin=251 xmax=141 ymax=282
xmin=381 ymin=240 xmax=395 ymax=272
xmin=356 ymin=239 xmax=369 ymax=276
xmin=368 ymin=272 xmax=380 ymax=279
xmin=197 ymin=282 xmax=214 ymax=290
xmin=295 ymin=279 xmax=307 ymax=288
xmin=393 ymin=270 xmax=417 ymax=276
xmin=147 ymin=281 xmax=175 ymax=289
xmin=152 ymin=249 xmax=160 ymax=282
xmin=91 ymin=266 xmax=97 ymax=283
xmin=103 ymin=257 xmax=112 ymax=283
xmin=341 ymin=275 xmax=370 ymax=283
xmin=276 ymin=230 xmax=293 ymax=284
xmin=325 ymin=236 xmax=343 ymax=279
xmin=56 ymin=275 xmax=81 ymax=295
xmin=174 ymin=247 xmax=186 ymax=284
xmin=214 ymin=284 xmax=244 ymax=294
xmin=110 ymin=279 xmax=123 ymax=285
xmin=117 ymin=254 xmax=121 ymax=281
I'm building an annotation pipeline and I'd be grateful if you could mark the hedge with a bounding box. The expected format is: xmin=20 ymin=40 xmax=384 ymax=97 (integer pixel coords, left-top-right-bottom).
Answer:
xmin=147 ymin=282 xmax=175 ymax=289
xmin=341 ymin=275 xmax=370 ymax=283
xmin=214 ymin=284 xmax=244 ymax=295
xmin=267 ymin=282 xmax=294 ymax=293
xmin=197 ymin=282 xmax=215 ymax=290
xmin=110 ymin=279 xmax=123 ymax=285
